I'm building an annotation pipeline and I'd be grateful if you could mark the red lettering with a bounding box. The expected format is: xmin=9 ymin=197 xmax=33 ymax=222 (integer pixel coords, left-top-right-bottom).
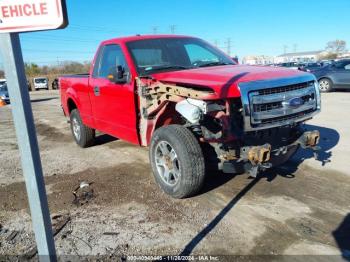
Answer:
xmin=9 ymin=5 xmax=19 ymax=17
xmin=32 ymin=3 xmax=40 ymax=16
xmin=1 ymin=3 xmax=50 ymax=18
xmin=1 ymin=6 xmax=9 ymax=18
xmin=18 ymin=5 xmax=23 ymax=17
xmin=40 ymin=3 xmax=48 ymax=15
xmin=23 ymin=4 xmax=32 ymax=16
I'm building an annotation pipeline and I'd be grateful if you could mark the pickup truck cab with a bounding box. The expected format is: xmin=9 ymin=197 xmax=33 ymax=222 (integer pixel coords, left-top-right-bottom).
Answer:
xmin=60 ymin=35 xmax=321 ymax=198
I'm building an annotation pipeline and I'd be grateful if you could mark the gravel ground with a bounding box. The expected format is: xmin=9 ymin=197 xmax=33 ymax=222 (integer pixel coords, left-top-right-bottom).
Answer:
xmin=0 ymin=90 xmax=349 ymax=261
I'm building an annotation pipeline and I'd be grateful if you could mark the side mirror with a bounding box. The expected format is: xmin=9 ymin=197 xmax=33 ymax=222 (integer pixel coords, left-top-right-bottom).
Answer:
xmin=108 ymin=65 xmax=127 ymax=84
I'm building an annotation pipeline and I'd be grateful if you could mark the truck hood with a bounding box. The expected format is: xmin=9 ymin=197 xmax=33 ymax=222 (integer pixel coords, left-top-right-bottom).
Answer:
xmin=151 ymin=65 xmax=311 ymax=98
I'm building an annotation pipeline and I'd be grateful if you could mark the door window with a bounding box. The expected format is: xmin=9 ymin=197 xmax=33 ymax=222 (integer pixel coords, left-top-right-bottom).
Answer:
xmin=94 ymin=44 xmax=129 ymax=79
xmin=344 ymin=63 xmax=350 ymax=70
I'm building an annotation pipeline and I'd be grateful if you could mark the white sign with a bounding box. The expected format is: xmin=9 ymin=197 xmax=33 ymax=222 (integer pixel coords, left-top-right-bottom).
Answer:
xmin=0 ymin=0 xmax=67 ymax=33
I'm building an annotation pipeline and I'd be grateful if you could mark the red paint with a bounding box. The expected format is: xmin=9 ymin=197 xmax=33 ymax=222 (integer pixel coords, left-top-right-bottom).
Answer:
xmin=60 ymin=35 xmax=309 ymax=146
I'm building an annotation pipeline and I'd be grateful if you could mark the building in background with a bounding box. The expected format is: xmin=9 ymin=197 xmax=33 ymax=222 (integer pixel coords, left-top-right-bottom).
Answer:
xmin=338 ymin=52 xmax=350 ymax=59
xmin=274 ymin=50 xmax=328 ymax=63
xmin=242 ymin=55 xmax=274 ymax=65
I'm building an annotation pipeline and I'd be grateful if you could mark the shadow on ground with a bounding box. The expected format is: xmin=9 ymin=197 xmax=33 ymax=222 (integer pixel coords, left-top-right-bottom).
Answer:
xmin=333 ymin=214 xmax=350 ymax=261
xmin=180 ymin=124 xmax=340 ymax=256
xmin=94 ymin=134 xmax=118 ymax=146
xmin=30 ymin=97 xmax=59 ymax=103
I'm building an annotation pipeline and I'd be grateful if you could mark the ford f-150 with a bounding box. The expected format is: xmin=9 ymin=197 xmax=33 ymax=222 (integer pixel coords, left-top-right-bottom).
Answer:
xmin=60 ymin=35 xmax=321 ymax=198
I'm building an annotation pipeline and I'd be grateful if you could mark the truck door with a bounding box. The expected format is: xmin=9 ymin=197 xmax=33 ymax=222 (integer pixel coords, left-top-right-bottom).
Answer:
xmin=89 ymin=44 xmax=139 ymax=144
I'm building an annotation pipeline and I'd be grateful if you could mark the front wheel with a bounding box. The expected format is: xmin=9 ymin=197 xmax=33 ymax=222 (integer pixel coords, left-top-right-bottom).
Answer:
xmin=70 ymin=109 xmax=95 ymax=148
xmin=150 ymin=125 xmax=205 ymax=198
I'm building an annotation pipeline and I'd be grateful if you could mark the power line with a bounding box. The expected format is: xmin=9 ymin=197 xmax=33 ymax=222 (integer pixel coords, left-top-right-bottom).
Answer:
xmin=225 ymin=38 xmax=232 ymax=56
xmin=22 ymin=48 xmax=94 ymax=54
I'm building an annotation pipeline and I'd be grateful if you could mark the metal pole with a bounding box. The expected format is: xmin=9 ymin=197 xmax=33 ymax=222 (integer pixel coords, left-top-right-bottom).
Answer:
xmin=0 ymin=33 xmax=56 ymax=261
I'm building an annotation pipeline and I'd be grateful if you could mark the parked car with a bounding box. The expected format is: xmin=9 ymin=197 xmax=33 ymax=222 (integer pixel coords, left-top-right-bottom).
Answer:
xmin=0 ymin=79 xmax=6 ymax=87
xmin=0 ymin=83 xmax=10 ymax=104
xmin=312 ymin=59 xmax=350 ymax=92
xmin=60 ymin=35 xmax=321 ymax=198
xmin=33 ymin=77 xmax=49 ymax=91
xmin=277 ymin=62 xmax=299 ymax=70
xmin=299 ymin=62 xmax=324 ymax=72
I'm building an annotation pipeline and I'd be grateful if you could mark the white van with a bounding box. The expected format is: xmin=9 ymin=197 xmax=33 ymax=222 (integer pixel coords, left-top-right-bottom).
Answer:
xmin=33 ymin=77 xmax=49 ymax=90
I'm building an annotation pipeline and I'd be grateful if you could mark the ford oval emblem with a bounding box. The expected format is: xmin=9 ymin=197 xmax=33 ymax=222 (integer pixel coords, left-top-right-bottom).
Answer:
xmin=288 ymin=97 xmax=304 ymax=108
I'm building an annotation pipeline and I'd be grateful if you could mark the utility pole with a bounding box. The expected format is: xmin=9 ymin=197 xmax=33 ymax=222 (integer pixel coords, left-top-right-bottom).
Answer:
xmin=170 ymin=25 xmax=177 ymax=34
xmin=283 ymin=45 xmax=288 ymax=55
xmin=225 ymin=38 xmax=232 ymax=56
xmin=152 ymin=26 xmax=158 ymax=35
xmin=293 ymin=43 xmax=297 ymax=53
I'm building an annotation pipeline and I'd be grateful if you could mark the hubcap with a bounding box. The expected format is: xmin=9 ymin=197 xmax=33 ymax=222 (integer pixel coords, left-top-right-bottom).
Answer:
xmin=72 ymin=118 xmax=81 ymax=141
xmin=319 ymin=80 xmax=329 ymax=91
xmin=155 ymin=141 xmax=180 ymax=186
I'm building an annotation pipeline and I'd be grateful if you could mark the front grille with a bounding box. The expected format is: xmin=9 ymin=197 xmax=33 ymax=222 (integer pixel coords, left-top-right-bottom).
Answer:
xmin=261 ymin=108 xmax=314 ymax=124
xmin=253 ymin=93 xmax=315 ymax=112
xmin=248 ymin=80 xmax=318 ymax=129
xmin=257 ymin=81 xmax=314 ymax=96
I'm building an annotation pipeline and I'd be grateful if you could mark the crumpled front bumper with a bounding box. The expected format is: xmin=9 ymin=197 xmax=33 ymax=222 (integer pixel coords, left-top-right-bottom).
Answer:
xmin=222 ymin=130 xmax=321 ymax=176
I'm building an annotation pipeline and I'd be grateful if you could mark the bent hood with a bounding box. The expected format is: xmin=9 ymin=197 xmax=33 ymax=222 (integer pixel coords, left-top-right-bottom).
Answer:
xmin=151 ymin=65 xmax=311 ymax=99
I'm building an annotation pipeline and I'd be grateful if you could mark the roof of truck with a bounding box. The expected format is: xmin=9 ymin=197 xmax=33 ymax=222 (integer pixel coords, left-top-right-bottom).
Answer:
xmin=102 ymin=34 xmax=196 ymax=45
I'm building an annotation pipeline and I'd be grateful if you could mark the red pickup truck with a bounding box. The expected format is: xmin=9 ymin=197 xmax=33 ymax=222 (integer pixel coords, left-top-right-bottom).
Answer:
xmin=60 ymin=35 xmax=321 ymax=198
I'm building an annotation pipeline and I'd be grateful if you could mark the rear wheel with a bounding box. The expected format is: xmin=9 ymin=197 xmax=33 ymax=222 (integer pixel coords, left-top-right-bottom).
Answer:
xmin=150 ymin=125 xmax=205 ymax=198
xmin=70 ymin=109 xmax=95 ymax=148
xmin=319 ymin=78 xmax=333 ymax=92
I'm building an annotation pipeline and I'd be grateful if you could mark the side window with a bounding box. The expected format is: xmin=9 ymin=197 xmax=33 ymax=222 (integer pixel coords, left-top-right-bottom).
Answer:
xmin=185 ymin=44 xmax=219 ymax=64
xmin=95 ymin=44 xmax=129 ymax=79
xmin=344 ymin=63 xmax=350 ymax=70
xmin=92 ymin=46 xmax=104 ymax=78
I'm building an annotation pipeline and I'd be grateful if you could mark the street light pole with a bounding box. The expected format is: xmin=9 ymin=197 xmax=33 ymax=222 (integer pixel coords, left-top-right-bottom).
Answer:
xmin=0 ymin=33 xmax=56 ymax=261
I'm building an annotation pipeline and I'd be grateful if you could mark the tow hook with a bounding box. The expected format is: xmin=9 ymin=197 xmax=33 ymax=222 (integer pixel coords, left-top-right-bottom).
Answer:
xmin=244 ymin=144 xmax=271 ymax=165
xmin=298 ymin=130 xmax=321 ymax=160
xmin=240 ymin=144 xmax=272 ymax=178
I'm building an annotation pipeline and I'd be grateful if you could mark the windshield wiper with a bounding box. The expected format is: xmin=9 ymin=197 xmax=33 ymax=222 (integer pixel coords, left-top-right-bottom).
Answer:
xmin=197 ymin=61 xmax=233 ymax=68
xmin=145 ymin=65 xmax=192 ymax=73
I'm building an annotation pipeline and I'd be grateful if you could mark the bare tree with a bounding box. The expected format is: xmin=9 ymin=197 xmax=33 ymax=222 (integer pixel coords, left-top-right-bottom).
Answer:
xmin=326 ymin=40 xmax=347 ymax=54
xmin=0 ymin=70 xmax=4 ymax=78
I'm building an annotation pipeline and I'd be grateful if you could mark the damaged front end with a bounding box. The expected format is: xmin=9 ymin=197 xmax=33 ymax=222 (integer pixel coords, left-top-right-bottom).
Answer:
xmin=136 ymin=74 xmax=321 ymax=177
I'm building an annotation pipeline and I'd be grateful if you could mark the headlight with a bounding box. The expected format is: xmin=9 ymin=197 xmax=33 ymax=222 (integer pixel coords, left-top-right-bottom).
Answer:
xmin=0 ymin=95 xmax=6 ymax=100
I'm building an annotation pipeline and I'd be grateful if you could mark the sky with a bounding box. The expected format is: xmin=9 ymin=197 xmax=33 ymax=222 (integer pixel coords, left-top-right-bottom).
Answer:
xmin=0 ymin=0 xmax=349 ymax=67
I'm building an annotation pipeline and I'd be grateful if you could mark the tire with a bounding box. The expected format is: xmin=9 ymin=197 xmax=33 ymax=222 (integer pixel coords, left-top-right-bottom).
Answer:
xmin=70 ymin=109 xmax=95 ymax=148
xmin=150 ymin=125 xmax=205 ymax=198
xmin=318 ymin=78 xmax=333 ymax=92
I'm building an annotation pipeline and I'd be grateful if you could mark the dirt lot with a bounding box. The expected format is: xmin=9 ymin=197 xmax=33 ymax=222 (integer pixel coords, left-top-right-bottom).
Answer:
xmin=0 ymin=90 xmax=349 ymax=260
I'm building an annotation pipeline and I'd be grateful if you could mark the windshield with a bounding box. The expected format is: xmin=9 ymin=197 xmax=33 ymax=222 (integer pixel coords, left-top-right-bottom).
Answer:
xmin=126 ymin=37 xmax=236 ymax=75
xmin=35 ymin=79 xmax=47 ymax=84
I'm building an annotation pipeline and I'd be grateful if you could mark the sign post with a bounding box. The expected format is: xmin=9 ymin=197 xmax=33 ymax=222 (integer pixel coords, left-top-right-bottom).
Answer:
xmin=0 ymin=1 xmax=68 ymax=261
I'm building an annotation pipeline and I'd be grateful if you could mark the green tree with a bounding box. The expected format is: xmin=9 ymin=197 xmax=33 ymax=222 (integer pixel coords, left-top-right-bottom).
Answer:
xmin=25 ymin=63 xmax=40 ymax=76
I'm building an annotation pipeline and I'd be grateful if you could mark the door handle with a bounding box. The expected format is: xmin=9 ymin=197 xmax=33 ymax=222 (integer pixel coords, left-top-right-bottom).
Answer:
xmin=94 ymin=86 xmax=100 ymax=96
